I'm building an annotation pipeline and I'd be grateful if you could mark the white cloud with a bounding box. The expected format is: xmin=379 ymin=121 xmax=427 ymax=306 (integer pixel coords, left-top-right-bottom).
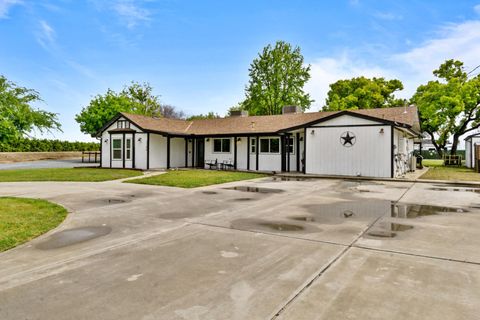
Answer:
xmin=0 ymin=0 xmax=22 ymax=19
xmin=305 ymin=53 xmax=395 ymax=110
xmin=393 ymin=20 xmax=480 ymax=82
xmin=474 ymin=4 xmax=480 ymax=15
xmin=90 ymin=0 xmax=152 ymax=28
xmin=114 ymin=0 xmax=151 ymax=28
xmin=36 ymin=20 xmax=56 ymax=50
xmin=305 ymin=19 xmax=480 ymax=110
xmin=373 ymin=11 xmax=403 ymax=21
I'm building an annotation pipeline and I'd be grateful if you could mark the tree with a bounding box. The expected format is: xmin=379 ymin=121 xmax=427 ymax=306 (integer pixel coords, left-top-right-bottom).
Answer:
xmin=0 ymin=75 xmax=61 ymax=145
xmin=323 ymin=76 xmax=406 ymax=111
xmin=75 ymin=82 xmax=184 ymax=136
xmin=411 ymin=59 xmax=480 ymax=156
xmin=186 ymin=111 xmax=220 ymax=121
xmin=241 ymin=41 xmax=313 ymax=115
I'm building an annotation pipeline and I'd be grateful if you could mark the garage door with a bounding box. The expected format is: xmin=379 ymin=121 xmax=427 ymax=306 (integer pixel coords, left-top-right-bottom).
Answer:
xmin=305 ymin=125 xmax=391 ymax=178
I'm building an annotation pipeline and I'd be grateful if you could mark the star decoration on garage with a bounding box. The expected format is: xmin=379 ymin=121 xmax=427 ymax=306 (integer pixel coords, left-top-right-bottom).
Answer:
xmin=340 ymin=131 xmax=356 ymax=147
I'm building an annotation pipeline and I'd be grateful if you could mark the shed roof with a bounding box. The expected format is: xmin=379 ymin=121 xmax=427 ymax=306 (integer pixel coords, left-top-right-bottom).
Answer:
xmin=105 ymin=106 xmax=420 ymax=136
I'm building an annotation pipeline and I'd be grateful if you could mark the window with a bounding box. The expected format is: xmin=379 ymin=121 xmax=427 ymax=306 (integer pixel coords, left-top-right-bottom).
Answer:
xmin=286 ymin=136 xmax=295 ymax=154
xmin=250 ymin=138 xmax=256 ymax=154
xmin=213 ymin=138 xmax=231 ymax=153
xmin=260 ymin=138 xmax=280 ymax=154
xmin=125 ymin=139 xmax=132 ymax=160
xmin=112 ymin=139 xmax=122 ymax=160
xmin=117 ymin=120 xmax=130 ymax=129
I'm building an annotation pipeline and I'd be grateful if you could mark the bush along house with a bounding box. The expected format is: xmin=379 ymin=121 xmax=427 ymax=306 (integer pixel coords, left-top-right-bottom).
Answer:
xmin=97 ymin=105 xmax=421 ymax=178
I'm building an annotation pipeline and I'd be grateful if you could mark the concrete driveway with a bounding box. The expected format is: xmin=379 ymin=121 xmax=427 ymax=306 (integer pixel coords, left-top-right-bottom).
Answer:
xmin=0 ymin=177 xmax=479 ymax=319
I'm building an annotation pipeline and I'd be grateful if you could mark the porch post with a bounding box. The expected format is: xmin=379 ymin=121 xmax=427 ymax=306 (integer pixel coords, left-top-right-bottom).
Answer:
xmin=184 ymin=137 xmax=188 ymax=167
xmin=287 ymin=133 xmax=291 ymax=172
xmin=146 ymin=132 xmax=150 ymax=170
xmin=122 ymin=133 xmax=126 ymax=169
xmin=247 ymin=136 xmax=250 ymax=170
xmin=109 ymin=133 xmax=112 ymax=168
xmin=166 ymin=135 xmax=171 ymax=169
xmin=192 ymin=138 xmax=195 ymax=167
xmin=296 ymin=132 xmax=300 ymax=172
xmin=281 ymin=135 xmax=286 ymax=172
xmin=256 ymin=136 xmax=259 ymax=171
xmin=234 ymin=136 xmax=238 ymax=170
xmin=132 ymin=132 xmax=136 ymax=169
xmin=302 ymin=128 xmax=306 ymax=174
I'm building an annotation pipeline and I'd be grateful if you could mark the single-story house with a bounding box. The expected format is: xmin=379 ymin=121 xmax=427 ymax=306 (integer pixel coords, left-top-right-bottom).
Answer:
xmin=97 ymin=106 xmax=421 ymax=178
xmin=465 ymin=133 xmax=480 ymax=168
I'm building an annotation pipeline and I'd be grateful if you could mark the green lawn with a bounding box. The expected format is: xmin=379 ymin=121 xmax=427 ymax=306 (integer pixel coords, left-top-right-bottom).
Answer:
xmin=0 ymin=197 xmax=67 ymax=252
xmin=0 ymin=168 xmax=142 ymax=182
xmin=126 ymin=169 xmax=267 ymax=188
xmin=420 ymin=159 xmax=480 ymax=181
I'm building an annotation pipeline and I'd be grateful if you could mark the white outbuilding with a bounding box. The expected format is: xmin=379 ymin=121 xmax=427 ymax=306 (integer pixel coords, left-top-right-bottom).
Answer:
xmin=97 ymin=106 xmax=421 ymax=178
xmin=465 ymin=133 xmax=480 ymax=168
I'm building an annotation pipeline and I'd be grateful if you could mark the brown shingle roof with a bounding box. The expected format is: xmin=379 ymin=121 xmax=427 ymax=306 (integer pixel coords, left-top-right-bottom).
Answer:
xmin=120 ymin=106 xmax=420 ymax=136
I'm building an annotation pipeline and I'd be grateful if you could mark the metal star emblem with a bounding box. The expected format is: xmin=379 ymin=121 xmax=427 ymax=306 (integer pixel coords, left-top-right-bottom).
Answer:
xmin=340 ymin=131 xmax=356 ymax=147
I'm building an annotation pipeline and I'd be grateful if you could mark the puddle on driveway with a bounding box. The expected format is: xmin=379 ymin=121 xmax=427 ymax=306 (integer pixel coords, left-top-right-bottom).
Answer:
xmin=303 ymin=200 xmax=468 ymax=225
xmin=88 ymin=198 xmax=129 ymax=206
xmin=367 ymin=223 xmax=414 ymax=238
xmin=36 ymin=226 xmax=112 ymax=250
xmin=230 ymin=218 xmax=320 ymax=233
xmin=201 ymin=191 xmax=218 ymax=195
xmin=234 ymin=198 xmax=255 ymax=201
xmin=224 ymin=186 xmax=285 ymax=194
xmin=427 ymin=185 xmax=480 ymax=193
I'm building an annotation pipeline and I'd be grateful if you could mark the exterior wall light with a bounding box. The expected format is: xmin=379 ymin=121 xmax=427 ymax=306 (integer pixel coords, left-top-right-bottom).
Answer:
xmin=379 ymin=128 xmax=384 ymax=134
xmin=138 ymin=137 xmax=142 ymax=142
xmin=310 ymin=130 xmax=315 ymax=135
xmin=206 ymin=138 xmax=210 ymax=142
xmin=104 ymin=138 xmax=108 ymax=143
xmin=237 ymin=137 xmax=242 ymax=142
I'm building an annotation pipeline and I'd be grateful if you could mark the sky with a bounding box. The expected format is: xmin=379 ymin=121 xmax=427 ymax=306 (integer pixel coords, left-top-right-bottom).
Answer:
xmin=1 ymin=0 xmax=480 ymax=142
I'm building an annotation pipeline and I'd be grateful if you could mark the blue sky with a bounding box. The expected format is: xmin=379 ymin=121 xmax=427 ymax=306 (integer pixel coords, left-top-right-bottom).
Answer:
xmin=1 ymin=0 xmax=480 ymax=141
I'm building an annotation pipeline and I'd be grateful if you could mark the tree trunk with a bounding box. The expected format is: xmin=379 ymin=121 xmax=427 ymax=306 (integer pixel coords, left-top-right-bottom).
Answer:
xmin=450 ymin=134 xmax=460 ymax=155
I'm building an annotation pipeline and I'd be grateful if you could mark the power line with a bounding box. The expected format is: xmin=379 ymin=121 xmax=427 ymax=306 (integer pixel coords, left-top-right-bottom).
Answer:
xmin=467 ymin=64 xmax=480 ymax=77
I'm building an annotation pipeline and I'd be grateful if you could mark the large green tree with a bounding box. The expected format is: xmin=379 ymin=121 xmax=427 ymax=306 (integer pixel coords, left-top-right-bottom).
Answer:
xmin=76 ymin=82 xmax=184 ymax=137
xmin=186 ymin=112 xmax=220 ymax=121
xmin=323 ymin=76 xmax=406 ymax=111
xmin=0 ymin=75 xmax=61 ymax=145
xmin=411 ymin=59 xmax=480 ymax=156
xmin=241 ymin=41 xmax=313 ymax=115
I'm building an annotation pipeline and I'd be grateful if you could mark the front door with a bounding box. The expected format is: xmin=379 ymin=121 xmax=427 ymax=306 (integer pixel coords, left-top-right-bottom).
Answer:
xmin=196 ymin=139 xmax=205 ymax=167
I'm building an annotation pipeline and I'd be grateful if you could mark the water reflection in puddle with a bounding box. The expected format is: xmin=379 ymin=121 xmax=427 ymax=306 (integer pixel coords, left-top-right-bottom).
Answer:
xmin=224 ymin=186 xmax=284 ymax=194
xmin=36 ymin=226 xmax=112 ymax=250
xmin=427 ymin=186 xmax=480 ymax=193
xmin=230 ymin=218 xmax=319 ymax=233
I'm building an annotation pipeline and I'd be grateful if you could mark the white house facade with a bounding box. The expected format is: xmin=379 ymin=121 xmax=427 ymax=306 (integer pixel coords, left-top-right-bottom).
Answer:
xmin=98 ymin=106 xmax=421 ymax=178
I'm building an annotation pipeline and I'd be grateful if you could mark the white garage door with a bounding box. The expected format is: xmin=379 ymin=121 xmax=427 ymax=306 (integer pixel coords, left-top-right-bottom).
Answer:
xmin=305 ymin=125 xmax=392 ymax=178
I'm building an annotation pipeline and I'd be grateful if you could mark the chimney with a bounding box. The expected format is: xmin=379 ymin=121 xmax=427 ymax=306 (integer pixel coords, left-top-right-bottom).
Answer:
xmin=230 ymin=110 xmax=249 ymax=117
xmin=282 ymin=105 xmax=302 ymax=114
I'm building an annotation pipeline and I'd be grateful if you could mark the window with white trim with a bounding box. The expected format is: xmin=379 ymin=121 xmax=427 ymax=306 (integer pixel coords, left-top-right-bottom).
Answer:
xmin=286 ymin=136 xmax=295 ymax=154
xmin=125 ymin=138 xmax=132 ymax=160
xmin=112 ymin=139 xmax=122 ymax=160
xmin=260 ymin=138 xmax=280 ymax=154
xmin=250 ymin=138 xmax=256 ymax=154
xmin=117 ymin=120 xmax=130 ymax=129
xmin=213 ymin=138 xmax=231 ymax=153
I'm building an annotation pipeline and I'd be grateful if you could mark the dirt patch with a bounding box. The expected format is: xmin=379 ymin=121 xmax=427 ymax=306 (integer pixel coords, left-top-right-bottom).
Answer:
xmin=0 ymin=152 xmax=82 ymax=163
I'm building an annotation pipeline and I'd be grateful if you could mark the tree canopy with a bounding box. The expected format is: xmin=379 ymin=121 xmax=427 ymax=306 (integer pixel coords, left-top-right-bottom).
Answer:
xmin=0 ymin=75 xmax=61 ymax=145
xmin=323 ymin=76 xmax=406 ymax=111
xmin=186 ymin=112 xmax=220 ymax=121
xmin=75 ymin=82 xmax=184 ymax=137
xmin=240 ymin=41 xmax=313 ymax=115
xmin=411 ymin=59 xmax=480 ymax=156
